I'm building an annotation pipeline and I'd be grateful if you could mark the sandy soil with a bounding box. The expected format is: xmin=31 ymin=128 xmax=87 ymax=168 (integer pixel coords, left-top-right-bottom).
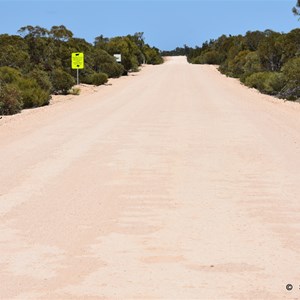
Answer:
xmin=1 ymin=56 xmax=300 ymax=299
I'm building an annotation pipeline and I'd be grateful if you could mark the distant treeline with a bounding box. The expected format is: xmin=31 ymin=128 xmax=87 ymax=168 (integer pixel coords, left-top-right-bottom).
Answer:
xmin=166 ymin=29 xmax=300 ymax=101
xmin=161 ymin=46 xmax=190 ymax=57
xmin=0 ymin=25 xmax=163 ymax=115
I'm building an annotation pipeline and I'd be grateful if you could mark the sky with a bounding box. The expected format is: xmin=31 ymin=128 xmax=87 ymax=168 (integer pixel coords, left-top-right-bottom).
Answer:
xmin=0 ymin=0 xmax=299 ymax=50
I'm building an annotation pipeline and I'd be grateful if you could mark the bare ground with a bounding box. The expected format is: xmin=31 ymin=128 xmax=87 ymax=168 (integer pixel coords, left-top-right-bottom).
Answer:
xmin=1 ymin=57 xmax=300 ymax=299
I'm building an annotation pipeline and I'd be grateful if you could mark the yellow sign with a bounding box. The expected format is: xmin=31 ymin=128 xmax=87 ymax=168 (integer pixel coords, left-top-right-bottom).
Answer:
xmin=72 ymin=52 xmax=84 ymax=69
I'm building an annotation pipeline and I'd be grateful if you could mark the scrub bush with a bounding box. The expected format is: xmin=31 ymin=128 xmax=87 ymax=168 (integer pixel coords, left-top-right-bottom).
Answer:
xmin=244 ymin=71 xmax=286 ymax=95
xmin=99 ymin=63 xmax=124 ymax=78
xmin=51 ymin=68 xmax=75 ymax=94
xmin=0 ymin=83 xmax=22 ymax=115
xmin=90 ymin=72 xmax=108 ymax=86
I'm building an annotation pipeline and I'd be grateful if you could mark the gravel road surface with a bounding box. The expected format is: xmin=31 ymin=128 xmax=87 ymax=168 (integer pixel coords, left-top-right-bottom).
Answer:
xmin=1 ymin=56 xmax=300 ymax=299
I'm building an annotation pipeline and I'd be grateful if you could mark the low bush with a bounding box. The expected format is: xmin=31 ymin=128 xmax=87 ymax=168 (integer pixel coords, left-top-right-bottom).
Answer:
xmin=99 ymin=63 xmax=124 ymax=78
xmin=280 ymin=57 xmax=300 ymax=100
xmin=282 ymin=57 xmax=300 ymax=85
xmin=0 ymin=83 xmax=23 ymax=115
xmin=18 ymin=78 xmax=51 ymax=108
xmin=91 ymin=72 xmax=108 ymax=85
xmin=0 ymin=66 xmax=20 ymax=83
xmin=192 ymin=50 xmax=224 ymax=65
xmin=0 ymin=66 xmax=50 ymax=111
xmin=51 ymin=68 xmax=75 ymax=94
xmin=244 ymin=71 xmax=286 ymax=95
xmin=245 ymin=72 xmax=267 ymax=91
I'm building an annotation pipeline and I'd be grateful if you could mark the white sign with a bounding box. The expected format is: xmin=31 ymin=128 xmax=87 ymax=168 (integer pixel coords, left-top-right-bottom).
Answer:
xmin=114 ymin=54 xmax=122 ymax=63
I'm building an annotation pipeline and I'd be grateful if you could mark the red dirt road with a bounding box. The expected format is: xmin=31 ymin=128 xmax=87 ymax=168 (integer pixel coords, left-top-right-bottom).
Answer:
xmin=1 ymin=57 xmax=300 ymax=299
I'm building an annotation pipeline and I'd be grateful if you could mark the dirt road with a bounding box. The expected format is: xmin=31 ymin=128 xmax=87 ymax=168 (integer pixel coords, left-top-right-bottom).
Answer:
xmin=1 ymin=56 xmax=300 ymax=299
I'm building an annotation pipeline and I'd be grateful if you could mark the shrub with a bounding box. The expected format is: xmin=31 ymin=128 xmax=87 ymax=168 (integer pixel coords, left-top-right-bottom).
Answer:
xmin=245 ymin=72 xmax=268 ymax=91
xmin=28 ymin=68 xmax=52 ymax=92
xmin=80 ymin=68 xmax=96 ymax=85
xmin=265 ymin=72 xmax=286 ymax=94
xmin=0 ymin=66 xmax=50 ymax=110
xmin=192 ymin=50 xmax=224 ymax=65
xmin=202 ymin=50 xmax=225 ymax=64
xmin=0 ymin=83 xmax=23 ymax=115
xmin=143 ymin=47 xmax=164 ymax=65
xmin=0 ymin=66 xmax=20 ymax=83
xmin=51 ymin=68 xmax=75 ymax=94
xmin=280 ymin=57 xmax=300 ymax=99
xmin=18 ymin=77 xmax=51 ymax=107
xmin=240 ymin=52 xmax=263 ymax=82
xmin=226 ymin=50 xmax=251 ymax=78
xmin=89 ymin=72 xmax=108 ymax=86
xmin=244 ymin=71 xmax=286 ymax=95
xmin=282 ymin=57 xmax=300 ymax=87
xmin=129 ymin=55 xmax=139 ymax=72
xmin=99 ymin=63 xmax=124 ymax=78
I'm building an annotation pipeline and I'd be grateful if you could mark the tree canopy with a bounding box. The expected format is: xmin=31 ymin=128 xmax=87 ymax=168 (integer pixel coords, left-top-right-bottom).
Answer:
xmin=0 ymin=25 xmax=163 ymax=115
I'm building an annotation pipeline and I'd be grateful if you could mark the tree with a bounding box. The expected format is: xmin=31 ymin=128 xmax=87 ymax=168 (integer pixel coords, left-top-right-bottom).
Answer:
xmin=257 ymin=31 xmax=283 ymax=71
xmin=143 ymin=45 xmax=163 ymax=64
xmin=293 ymin=0 xmax=300 ymax=16
xmin=0 ymin=35 xmax=30 ymax=70
xmin=50 ymin=25 xmax=73 ymax=41
xmin=244 ymin=31 xmax=266 ymax=51
xmin=18 ymin=25 xmax=49 ymax=38
xmin=0 ymin=25 xmax=162 ymax=114
xmin=94 ymin=35 xmax=110 ymax=49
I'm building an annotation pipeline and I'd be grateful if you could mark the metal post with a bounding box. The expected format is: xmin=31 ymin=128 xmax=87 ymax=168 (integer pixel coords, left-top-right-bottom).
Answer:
xmin=77 ymin=69 xmax=79 ymax=85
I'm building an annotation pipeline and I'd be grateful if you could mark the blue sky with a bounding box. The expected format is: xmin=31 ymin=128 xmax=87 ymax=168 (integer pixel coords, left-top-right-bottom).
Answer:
xmin=1 ymin=0 xmax=299 ymax=50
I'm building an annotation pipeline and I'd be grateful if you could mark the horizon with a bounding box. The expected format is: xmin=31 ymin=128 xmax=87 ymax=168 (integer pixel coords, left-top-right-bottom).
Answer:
xmin=1 ymin=0 xmax=299 ymax=50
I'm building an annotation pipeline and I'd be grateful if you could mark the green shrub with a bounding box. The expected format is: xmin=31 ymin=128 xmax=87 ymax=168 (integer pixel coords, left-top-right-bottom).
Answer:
xmin=28 ymin=68 xmax=52 ymax=92
xmin=244 ymin=71 xmax=286 ymax=95
xmin=282 ymin=57 xmax=300 ymax=87
xmin=51 ymin=68 xmax=75 ymax=94
xmin=266 ymin=72 xmax=286 ymax=94
xmin=0 ymin=66 xmax=50 ymax=110
xmin=18 ymin=77 xmax=51 ymax=108
xmin=202 ymin=50 xmax=225 ymax=64
xmin=129 ymin=55 xmax=139 ymax=72
xmin=192 ymin=50 xmax=224 ymax=65
xmin=0 ymin=66 xmax=20 ymax=83
xmin=192 ymin=56 xmax=204 ymax=64
xmin=0 ymin=83 xmax=23 ymax=115
xmin=99 ymin=63 xmax=124 ymax=78
xmin=240 ymin=52 xmax=263 ymax=82
xmin=226 ymin=50 xmax=251 ymax=78
xmin=143 ymin=47 xmax=164 ymax=65
xmin=243 ymin=52 xmax=262 ymax=75
xmin=280 ymin=57 xmax=300 ymax=99
xmin=86 ymin=72 xmax=108 ymax=86
xmin=245 ymin=72 xmax=267 ymax=91
xmin=80 ymin=68 xmax=96 ymax=85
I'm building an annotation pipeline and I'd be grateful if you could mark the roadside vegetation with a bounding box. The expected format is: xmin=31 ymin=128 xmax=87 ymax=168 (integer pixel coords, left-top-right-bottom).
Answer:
xmin=0 ymin=25 xmax=163 ymax=115
xmin=163 ymin=28 xmax=300 ymax=101
xmin=163 ymin=4 xmax=300 ymax=102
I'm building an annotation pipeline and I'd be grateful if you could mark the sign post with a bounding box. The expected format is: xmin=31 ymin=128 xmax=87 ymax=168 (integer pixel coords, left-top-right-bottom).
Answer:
xmin=71 ymin=52 xmax=84 ymax=85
